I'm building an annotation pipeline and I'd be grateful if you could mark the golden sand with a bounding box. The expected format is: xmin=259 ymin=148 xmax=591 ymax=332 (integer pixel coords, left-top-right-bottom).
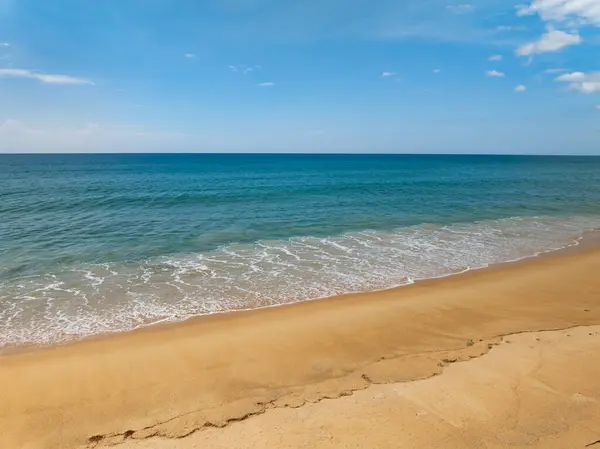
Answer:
xmin=128 ymin=325 xmax=600 ymax=449
xmin=1 ymin=247 xmax=600 ymax=449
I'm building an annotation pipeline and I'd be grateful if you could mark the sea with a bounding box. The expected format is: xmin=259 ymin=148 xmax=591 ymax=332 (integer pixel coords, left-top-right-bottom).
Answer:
xmin=1 ymin=154 xmax=600 ymax=348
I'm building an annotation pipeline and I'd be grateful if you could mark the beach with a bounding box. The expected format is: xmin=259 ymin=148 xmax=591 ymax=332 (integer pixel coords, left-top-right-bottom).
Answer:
xmin=1 ymin=245 xmax=600 ymax=449
xmin=3 ymin=0 xmax=600 ymax=444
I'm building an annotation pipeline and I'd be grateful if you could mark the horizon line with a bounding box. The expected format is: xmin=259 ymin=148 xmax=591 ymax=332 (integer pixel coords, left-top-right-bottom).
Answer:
xmin=1 ymin=152 xmax=600 ymax=157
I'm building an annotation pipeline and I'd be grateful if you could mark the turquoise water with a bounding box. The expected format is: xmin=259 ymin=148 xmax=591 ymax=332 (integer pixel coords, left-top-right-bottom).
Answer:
xmin=1 ymin=154 xmax=600 ymax=347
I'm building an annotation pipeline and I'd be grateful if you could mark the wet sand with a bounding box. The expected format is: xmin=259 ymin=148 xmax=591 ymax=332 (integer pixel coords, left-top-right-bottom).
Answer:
xmin=1 ymin=246 xmax=600 ymax=449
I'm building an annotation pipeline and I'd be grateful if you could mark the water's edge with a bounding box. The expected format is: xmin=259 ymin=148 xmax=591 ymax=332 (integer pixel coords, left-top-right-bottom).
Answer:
xmin=2 ymin=223 xmax=599 ymax=353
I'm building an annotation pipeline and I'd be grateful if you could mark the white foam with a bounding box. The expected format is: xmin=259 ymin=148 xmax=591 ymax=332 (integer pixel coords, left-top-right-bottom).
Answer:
xmin=1 ymin=215 xmax=599 ymax=348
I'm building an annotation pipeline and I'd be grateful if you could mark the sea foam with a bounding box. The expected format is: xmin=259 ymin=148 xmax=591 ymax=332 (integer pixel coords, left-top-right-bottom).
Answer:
xmin=1 ymin=215 xmax=599 ymax=348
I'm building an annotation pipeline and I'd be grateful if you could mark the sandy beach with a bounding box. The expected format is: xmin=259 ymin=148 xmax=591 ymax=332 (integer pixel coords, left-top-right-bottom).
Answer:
xmin=1 ymin=246 xmax=600 ymax=449
xmin=128 ymin=325 xmax=600 ymax=449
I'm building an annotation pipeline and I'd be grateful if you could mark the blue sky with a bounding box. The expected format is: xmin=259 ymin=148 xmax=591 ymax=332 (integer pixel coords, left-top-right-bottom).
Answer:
xmin=0 ymin=0 xmax=599 ymax=153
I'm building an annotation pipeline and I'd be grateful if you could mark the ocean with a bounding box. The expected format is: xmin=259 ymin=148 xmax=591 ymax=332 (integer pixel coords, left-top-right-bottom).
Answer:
xmin=1 ymin=153 xmax=600 ymax=348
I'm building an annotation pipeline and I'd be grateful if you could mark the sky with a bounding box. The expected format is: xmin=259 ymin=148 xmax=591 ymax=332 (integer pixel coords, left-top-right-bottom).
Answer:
xmin=0 ymin=0 xmax=599 ymax=154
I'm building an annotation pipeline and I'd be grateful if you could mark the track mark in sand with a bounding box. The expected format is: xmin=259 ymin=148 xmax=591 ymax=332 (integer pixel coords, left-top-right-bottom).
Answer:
xmin=82 ymin=325 xmax=598 ymax=448
xmin=83 ymin=338 xmax=502 ymax=448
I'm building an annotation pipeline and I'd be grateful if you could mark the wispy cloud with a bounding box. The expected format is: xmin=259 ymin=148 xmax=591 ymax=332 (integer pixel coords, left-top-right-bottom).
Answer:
xmin=555 ymin=71 xmax=600 ymax=93
xmin=596 ymin=105 xmax=600 ymax=110
xmin=0 ymin=42 xmax=8 ymax=47
xmin=381 ymin=71 xmax=396 ymax=77
xmin=183 ymin=53 xmax=195 ymax=59
xmin=488 ymin=54 xmax=503 ymax=61
xmin=516 ymin=29 xmax=581 ymax=56
xmin=0 ymin=119 xmax=188 ymax=153
xmin=433 ymin=69 xmax=441 ymax=74
xmin=229 ymin=65 xmax=261 ymax=74
xmin=446 ymin=4 xmax=475 ymax=15
xmin=514 ymin=84 xmax=527 ymax=92
xmin=486 ymin=70 xmax=505 ymax=77
xmin=544 ymin=68 xmax=567 ymax=74
xmin=496 ymin=25 xmax=528 ymax=32
xmin=257 ymin=82 xmax=274 ymax=87
xmin=0 ymin=68 xmax=94 ymax=85
xmin=210 ymin=1 xmax=519 ymax=46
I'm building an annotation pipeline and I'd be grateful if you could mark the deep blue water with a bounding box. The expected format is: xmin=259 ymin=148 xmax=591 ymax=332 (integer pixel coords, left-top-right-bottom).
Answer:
xmin=1 ymin=154 xmax=600 ymax=346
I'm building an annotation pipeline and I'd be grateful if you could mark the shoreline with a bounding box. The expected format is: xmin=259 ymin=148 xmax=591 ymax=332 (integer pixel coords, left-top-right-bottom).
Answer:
xmin=4 ymin=229 xmax=599 ymax=355
xmin=1 ymin=241 xmax=600 ymax=448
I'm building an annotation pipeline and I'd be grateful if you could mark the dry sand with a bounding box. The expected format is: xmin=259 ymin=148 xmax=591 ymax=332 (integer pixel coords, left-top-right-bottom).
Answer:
xmin=1 ymin=247 xmax=600 ymax=449
xmin=127 ymin=325 xmax=600 ymax=449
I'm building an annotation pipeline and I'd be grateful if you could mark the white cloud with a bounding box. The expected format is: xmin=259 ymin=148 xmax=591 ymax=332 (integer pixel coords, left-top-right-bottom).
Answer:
xmin=381 ymin=71 xmax=396 ymax=77
xmin=514 ymin=84 xmax=527 ymax=92
xmin=556 ymin=72 xmax=586 ymax=81
xmin=488 ymin=54 xmax=503 ymax=61
xmin=257 ymin=82 xmax=275 ymax=86
xmin=0 ymin=42 xmax=8 ymax=46
xmin=516 ymin=29 xmax=581 ymax=56
xmin=183 ymin=53 xmax=195 ymax=58
xmin=596 ymin=105 xmax=600 ymax=110
xmin=555 ymin=71 xmax=600 ymax=93
xmin=486 ymin=70 xmax=505 ymax=77
xmin=0 ymin=68 xmax=94 ymax=85
xmin=517 ymin=0 xmax=600 ymax=26
xmin=514 ymin=1 xmax=595 ymax=70
xmin=433 ymin=69 xmax=441 ymax=73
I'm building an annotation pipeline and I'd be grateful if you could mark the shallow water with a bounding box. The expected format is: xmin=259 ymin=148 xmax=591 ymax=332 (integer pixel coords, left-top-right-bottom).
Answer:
xmin=1 ymin=154 xmax=600 ymax=347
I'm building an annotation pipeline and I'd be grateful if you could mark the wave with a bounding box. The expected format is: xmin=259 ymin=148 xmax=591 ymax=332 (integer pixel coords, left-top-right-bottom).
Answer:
xmin=1 ymin=215 xmax=599 ymax=348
